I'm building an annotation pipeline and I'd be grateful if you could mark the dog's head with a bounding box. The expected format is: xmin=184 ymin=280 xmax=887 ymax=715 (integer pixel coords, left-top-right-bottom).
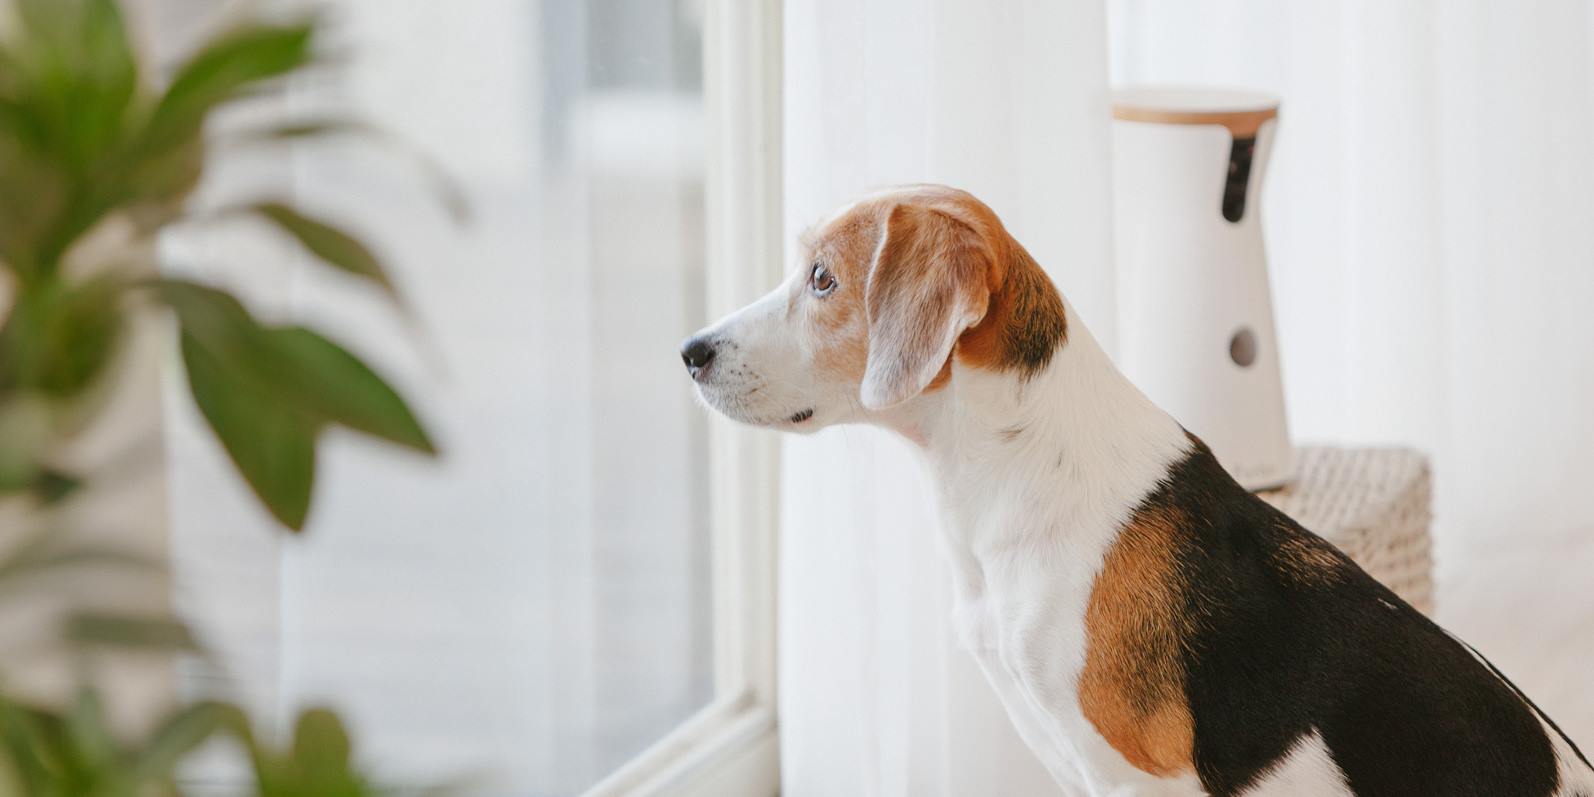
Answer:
xmin=681 ymin=184 xmax=1064 ymax=433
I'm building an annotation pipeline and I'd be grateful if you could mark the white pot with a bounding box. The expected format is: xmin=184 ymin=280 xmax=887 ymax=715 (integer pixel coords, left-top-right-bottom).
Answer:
xmin=1111 ymin=87 xmax=1293 ymax=490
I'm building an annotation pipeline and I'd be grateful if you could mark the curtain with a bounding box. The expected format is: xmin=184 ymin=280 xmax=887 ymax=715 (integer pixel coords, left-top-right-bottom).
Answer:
xmin=1110 ymin=0 xmax=1594 ymax=749
xmin=782 ymin=0 xmax=1594 ymax=793
xmin=780 ymin=1 xmax=1114 ymax=795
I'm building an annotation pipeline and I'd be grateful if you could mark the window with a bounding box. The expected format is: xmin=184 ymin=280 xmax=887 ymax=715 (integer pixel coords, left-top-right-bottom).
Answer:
xmin=161 ymin=0 xmax=780 ymax=794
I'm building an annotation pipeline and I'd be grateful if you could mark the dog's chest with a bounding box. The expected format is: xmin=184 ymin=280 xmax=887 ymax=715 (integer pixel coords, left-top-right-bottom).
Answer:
xmin=925 ymin=353 xmax=1208 ymax=793
xmin=944 ymin=501 xmax=1200 ymax=795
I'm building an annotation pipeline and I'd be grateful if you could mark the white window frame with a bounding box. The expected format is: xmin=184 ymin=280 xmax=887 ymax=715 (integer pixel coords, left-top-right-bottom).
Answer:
xmin=581 ymin=0 xmax=785 ymax=795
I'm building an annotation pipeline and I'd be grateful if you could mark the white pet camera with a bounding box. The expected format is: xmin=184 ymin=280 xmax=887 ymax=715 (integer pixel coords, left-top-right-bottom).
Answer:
xmin=1111 ymin=87 xmax=1293 ymax=490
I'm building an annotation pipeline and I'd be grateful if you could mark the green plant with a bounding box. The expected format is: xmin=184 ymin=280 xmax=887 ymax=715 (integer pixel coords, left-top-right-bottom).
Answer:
xmin=224 ymin=706 xmax=410 ymax=797
xmin=0 ymin=689 xmax=224 ymax=797
xmin=0 ymin=0 xmax=439 ymax=527
xmin=0 ymin=0 xmax=452 ymax=792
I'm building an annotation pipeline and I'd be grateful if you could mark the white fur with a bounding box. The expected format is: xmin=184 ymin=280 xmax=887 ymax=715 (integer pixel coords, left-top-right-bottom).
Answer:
xmin=884 ymin=302 xmax=1207 ymax=795
xmin=1550 ymin=732 xmax=1594 ymax=797
xmin=1240 ymin=731 xmax=1354 ymax=796
xmin=689 ymin=273 xmax=860 ymax=430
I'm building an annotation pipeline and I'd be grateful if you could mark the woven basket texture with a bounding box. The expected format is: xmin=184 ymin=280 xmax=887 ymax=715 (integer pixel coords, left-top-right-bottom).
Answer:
xmin=1258 ymin=446 xmax=1434 ymax=614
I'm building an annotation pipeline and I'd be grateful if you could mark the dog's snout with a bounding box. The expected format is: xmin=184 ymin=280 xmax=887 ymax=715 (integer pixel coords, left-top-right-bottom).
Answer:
xmin=681 ymin=336 xmax=717 ymax=376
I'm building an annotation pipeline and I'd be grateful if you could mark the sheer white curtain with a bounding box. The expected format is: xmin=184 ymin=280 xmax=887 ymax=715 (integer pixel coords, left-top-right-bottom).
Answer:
xmin=1110 ymin=0 xmax=1594 ymax=746
xmin=780 ymin=1 xmax=1114 ymax=794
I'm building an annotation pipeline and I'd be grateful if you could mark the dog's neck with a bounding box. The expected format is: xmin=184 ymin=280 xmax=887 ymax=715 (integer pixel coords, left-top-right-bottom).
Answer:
xmin=880 ymin=303 xmax=1190 ymax=592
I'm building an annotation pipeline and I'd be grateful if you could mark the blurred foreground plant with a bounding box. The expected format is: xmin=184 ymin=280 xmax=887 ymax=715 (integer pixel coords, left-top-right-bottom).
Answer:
xmin=0 ymin=0 xmax=441 ymax=526
xmin=1 ymin=0 xmax=453 ymax=792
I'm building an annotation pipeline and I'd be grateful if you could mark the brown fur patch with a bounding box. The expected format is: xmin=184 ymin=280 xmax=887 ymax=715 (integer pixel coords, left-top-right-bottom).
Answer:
xmin=1078 ymin=506 xmax=1196 ymax=777
xmin=795 ymin=186 xmax=1069 ymax=399
xmin=860 ymin=204 xmax=992 ymax=405
xmin=925 ymin=356 xmax=954 ymax=393
xmin=956 ymin=242 xmax=1067 ymax=377
xmin=803 ymin=209 xmax=881 ymax=384
xmin=879 ymin=188 xmax=1069 ymax=377
xmin=1270 ymin=527 xmax=1349 ymax=587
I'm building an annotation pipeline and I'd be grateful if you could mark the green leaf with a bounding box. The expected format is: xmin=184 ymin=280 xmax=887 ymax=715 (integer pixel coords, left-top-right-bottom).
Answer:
xmin=156 ymin=279 xmax=433 ymax=453
xmin=0 ymin=698 xmax=52 ymax=792
xmin=0 ymin=0 xmax=143 ymax=274
xmin=266 ymin=327 xmax=435 ymax=454
xmin=65 ymin=688 xmax=115 ymax=772
xmin=43 ymin=279 xmax=125 ymax=397
xmin=223 ymin=706 xmax=395 ymax=797
xmin=0 ymin=691 xmax=237 ymax=797
xmin=119 ymin=130 xmax=205 ymax=225
xmin=151 ymin=279 xmax=257 ymax=348
xmin=0 ymin=744 xmax=26 ymax=797
xmin=0 ymin=276 xmax=125 ymax=399
xmin=13 ymin=0 xmax=139 ymax=171
xmin=67 ymin=0 xmax=138 ymax=164
xmin=0 ymin=396 xmax=51 ymax=494
xmin=161 ymin=284 xmax=319 ymax=528
xmin=63 ymin=612 xmax=198 ymax=652
xmin=133 ymin=701 xmax=226 ymax=781
xmin=251 ymin=202 xmax=395 ymax=294
xmin=292 ymin=708 xmax=352 ymax=776
xmin=154 ymin=279 xmax=434 ymax=529
xmin=146 ymin=22 xmax=316 ymax=143
xmin=227 ymin=118 xmax=374 ymax=144
xmin=181 ymin=330 xmax=318 ymax=530
xmin=213 ymin=704 xmax=287 ymax=794
xmin=29 ymin=468 xmax=82 ymax=505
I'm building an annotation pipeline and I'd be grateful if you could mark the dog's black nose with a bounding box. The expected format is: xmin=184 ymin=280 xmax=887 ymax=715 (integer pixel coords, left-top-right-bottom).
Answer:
xmin=681 ymin=336 xmax=716 ymax=373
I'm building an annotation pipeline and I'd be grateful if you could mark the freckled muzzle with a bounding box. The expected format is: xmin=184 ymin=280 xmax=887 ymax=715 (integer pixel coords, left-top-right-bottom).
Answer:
xmin=680 ymin=276 xmax=840 ymax=431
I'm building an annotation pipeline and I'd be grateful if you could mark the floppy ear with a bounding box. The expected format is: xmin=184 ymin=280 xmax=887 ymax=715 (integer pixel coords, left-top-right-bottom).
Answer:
xmin=861 ymin=204 xmax=992 ymax=409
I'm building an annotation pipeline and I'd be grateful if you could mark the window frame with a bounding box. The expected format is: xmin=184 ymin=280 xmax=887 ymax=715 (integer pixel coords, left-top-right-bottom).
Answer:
xmin=580 ymin=0 xmax=785 ymax=794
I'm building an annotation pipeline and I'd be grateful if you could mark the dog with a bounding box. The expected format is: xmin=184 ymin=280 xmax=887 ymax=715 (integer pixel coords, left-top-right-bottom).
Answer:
xmin=680 ymin=184 xmax=1592 ymax=796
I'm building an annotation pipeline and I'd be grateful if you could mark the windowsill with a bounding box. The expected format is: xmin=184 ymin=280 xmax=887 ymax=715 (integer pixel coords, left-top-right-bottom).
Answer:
xmin=582 ymin=691 xmax=778 ymax=797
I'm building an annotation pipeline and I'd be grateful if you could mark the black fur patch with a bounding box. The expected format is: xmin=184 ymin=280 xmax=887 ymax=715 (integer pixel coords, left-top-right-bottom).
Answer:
xmin=1456 ymin=633 xmax=1592 ymax=772
xmin=997 ymin=253 xmax=1067 ymax=379
xmin=1143 ymin=435 xmax=1568 ymax=796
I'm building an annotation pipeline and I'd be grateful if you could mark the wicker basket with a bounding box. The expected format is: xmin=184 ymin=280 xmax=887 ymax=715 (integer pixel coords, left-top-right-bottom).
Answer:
xmin=1257 ymin=446 xmax=1435 ymax=614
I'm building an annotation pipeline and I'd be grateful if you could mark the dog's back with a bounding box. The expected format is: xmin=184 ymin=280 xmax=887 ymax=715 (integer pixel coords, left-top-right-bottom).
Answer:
xmin=1147 ymin=436 xmax=1592 ymax=796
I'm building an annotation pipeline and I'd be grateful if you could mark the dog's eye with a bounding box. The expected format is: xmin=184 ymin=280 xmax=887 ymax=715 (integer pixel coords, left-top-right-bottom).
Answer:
xmin=811 ymin=263 xmax=837 ymax=296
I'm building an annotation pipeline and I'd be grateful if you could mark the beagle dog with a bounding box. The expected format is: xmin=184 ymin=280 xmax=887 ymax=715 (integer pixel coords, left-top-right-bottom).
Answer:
xmin=681 ymin=185 xmax=1592 ymax=796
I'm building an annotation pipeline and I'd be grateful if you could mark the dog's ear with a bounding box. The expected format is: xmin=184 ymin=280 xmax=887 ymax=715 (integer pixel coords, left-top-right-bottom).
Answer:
xmin=861 ymin=204 xmax=992 ymax=410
